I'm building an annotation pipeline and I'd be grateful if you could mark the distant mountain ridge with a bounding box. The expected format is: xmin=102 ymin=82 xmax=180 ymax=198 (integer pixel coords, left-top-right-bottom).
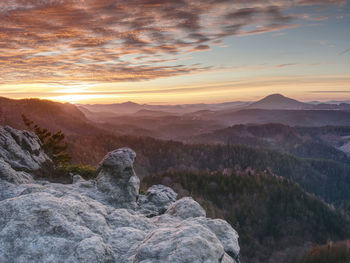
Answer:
xmin=80 ymin=93 xmax=350 ymax=115
xmin=247 ymin=93 xmax=350 ymax=110
xmin=248 ymin=93 xmax=308 ymax=110
xmin=79 ymin=101 xmax=250 ymax=114
xmin=133 ymin=109 xmax=177 ymax=117
xmin=4 ymin=95 xmax=350 ymax=144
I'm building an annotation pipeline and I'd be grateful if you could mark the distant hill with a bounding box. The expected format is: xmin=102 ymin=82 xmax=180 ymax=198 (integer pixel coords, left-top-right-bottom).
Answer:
xmin=78 ymin=95 xmax=350 ymax=141
xmin=133 ymin=109 xmax=176 ymax=117
xmin=78 ymin=106 xmax=121 ymax=123
xmin=80 ymin=101 xmax=143 ymax=115
xmin=78 ymin=95 xmax=350 ymax=136
xmin=0 ymin=97 xmax=99 ymax=136
xmin=186 ymin=123 xmax=350 ymax=164
xmin=248 ymin=94 xmax=309 ymax=110
xmin=215 ymin=109 xmax=350 ymax=127
xmin=80 ymin=100 xmax=249 ymax=115
xmin=247 ymin=94 xmax=350 ymax=110
xmin=80 ymin=94 xmax=350 ymax=120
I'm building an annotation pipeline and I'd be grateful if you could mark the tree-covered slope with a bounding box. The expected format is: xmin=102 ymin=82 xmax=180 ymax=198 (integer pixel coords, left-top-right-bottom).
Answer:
xmin=187 ymin=123 xmax=350 ymax=165
xmin=0 ymin=97 xmax=100 ymax=136
xmin=68 ymin=133 xmax=350 ymax=204
xmin=142 ymin=170 xmax=350 ymax=263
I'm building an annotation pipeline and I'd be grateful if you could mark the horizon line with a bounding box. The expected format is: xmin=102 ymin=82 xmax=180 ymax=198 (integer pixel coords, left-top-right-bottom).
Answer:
xmin=2 ymin=94 xmax=350 ymax=106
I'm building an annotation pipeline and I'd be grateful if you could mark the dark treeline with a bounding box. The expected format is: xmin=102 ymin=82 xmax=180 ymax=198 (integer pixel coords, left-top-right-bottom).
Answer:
xmin=142 ymin=170 xmax=350 ymax=263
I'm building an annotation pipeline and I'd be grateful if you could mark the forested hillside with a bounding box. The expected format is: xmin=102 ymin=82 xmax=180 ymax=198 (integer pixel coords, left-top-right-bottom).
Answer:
xmin=188 ymin=123 xmax=350 ymax=164
xmin=0 ymin=97 xmax=100 ymax=136
xmin=142 ymin=170 xmax=350 ymax=263
xmin=68 ymin=133 xmax=350 ymax=205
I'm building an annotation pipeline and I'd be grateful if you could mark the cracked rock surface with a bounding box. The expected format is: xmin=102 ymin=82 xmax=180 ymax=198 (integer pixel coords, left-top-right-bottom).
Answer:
xmin=0 ymin=126 xmax=240 ymax=263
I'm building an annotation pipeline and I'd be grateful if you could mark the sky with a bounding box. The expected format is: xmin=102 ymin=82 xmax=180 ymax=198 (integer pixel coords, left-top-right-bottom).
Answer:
xmin=0 ymin=0 xmax=349 ymax=104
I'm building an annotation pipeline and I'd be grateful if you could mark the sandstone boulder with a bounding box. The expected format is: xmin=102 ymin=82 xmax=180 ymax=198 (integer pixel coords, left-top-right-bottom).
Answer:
xmin=96 ymin=148 xmax=140 ymax=209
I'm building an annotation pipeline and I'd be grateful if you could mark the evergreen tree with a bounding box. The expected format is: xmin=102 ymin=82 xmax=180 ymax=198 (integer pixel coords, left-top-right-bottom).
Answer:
xmin=22 ymin=114 xmax=71 ymax=166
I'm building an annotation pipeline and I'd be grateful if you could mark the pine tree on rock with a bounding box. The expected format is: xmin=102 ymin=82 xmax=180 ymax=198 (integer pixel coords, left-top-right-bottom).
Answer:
xmin=22 ymin=114 xmax=71 ymax=166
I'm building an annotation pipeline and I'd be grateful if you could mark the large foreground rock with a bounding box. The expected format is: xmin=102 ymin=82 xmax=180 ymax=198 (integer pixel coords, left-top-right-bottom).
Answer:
xmin=0 ymin=126 xmax=240 ymax=263
xmin=0 ymin=126 xmax=51 ymax=184
xmin=96 ymin=148 xmax=140 ymax=209
xmin=133 ymin=221 xmax=225 ymax=263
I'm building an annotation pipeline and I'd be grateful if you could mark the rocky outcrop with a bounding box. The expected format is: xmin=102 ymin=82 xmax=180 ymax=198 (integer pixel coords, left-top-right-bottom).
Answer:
xmin=0 ymin=126 xmax=51 ymax=184
xmin=96 ymin=147 xmax=140 ymax=209
xmin=0 ymin=126 xmax=240 ymax=263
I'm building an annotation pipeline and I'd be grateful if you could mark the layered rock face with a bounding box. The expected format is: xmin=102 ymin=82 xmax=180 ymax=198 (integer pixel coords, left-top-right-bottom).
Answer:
xmin=0 ymin=126 xmax=240 ymax=263
xmin=0 ymin=126 xmax=51 ymax=184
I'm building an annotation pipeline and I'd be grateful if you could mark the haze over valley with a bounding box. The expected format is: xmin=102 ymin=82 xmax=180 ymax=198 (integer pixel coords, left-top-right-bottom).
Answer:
xmin=2 ymin=93 xmax=350 ymax=262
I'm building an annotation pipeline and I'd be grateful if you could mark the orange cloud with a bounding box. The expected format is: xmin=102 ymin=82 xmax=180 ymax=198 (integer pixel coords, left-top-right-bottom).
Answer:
xmin=0 ymin=0 xmax=345 ymax=85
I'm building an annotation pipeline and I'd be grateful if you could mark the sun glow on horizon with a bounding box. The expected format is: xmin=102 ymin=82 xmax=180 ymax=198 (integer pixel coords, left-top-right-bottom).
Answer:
xmin=2 ymin=73 xmax=350 ymax=104
xmin=46 ymin=94 xmax=121 ymax=104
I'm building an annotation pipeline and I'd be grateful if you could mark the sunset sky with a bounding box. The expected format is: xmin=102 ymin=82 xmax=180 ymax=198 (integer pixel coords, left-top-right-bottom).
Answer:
xmin=0 ymin=0 xmax=349 ymax=104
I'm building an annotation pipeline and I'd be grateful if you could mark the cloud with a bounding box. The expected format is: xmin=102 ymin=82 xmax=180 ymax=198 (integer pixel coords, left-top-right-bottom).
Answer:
xmin=339 ymin=48 xmax=350 ymax=55
xmin=0 ymin=0 xmax=345 ymax=84
xmin=297 ymin=0 xmax=346 ymax=6
xmin=309 ymin=90 xmax=350 ymax=93
xmin=2 ymin=74 xmax=350 ymax=104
